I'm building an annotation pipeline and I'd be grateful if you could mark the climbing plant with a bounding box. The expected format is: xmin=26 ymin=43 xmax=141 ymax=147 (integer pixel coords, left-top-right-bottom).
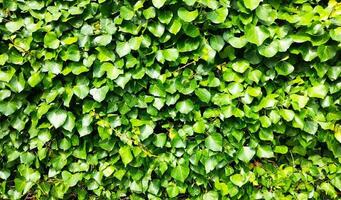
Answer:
xmin=0 ymin=0 xmax=340 ymax=199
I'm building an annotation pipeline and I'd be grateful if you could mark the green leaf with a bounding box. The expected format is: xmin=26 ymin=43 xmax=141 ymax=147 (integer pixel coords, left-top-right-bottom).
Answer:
xmin=5 ymin=19 xmax=24 ymax=33
xmin=119 ymin=146 xmax=133 ymax=166
xmin=74 ymin=84 xmax=89 ymax=99
xmin=237 ymin=146 xmax=255 ymax=163
xmin=120 ymin=6 xmax=134 ymax=20
xmin=274 ymin=146 xmax=288 ymax=154
xmin=257 ymin=145 xmax=274 ymax=158
xmin=0 ymin=53 xmax=8 ymax=65
xmin=245 ymin=25 xmax=270 ymax=46
xmin=258 ymin=40 xmax=279 ymax=57
xmin=193 ymin=120 xmax=206 ymax=133
xmin=203 ymin=191 xmax=219 ymax=200
xmin=94 ymin=35 xmax=112 ymax=46
xmin=63 ymin=112 xmax=75 ymax=132
xmin=47 ymin=109 xmax=68 ymax=129
xmin=232 ymin=60 xmax=250 ymax=73
xmin=178 ymin=8 xmax=198 ymax=22
xmin=195 ymin=88 xmax=211 ymax=103
xmin=243 ymin=0 xmax=261 ymax=10
xmin=317 ymin=45 xmax=336 ymax=62
xmin=171 ymin=164 xmax=190 ymax=182
xmin=161 ymin=48 xmax=179 ymax=61
xmin=279 ymin=109 xmax=295 ymax=121
xmin=207 ymin=7 xmax=228 ymax=24
xmin=275 ymin=61 xmax=294 ymax=76
xmin=307 ymin=84 xmax=328 ymax=99
xmin=153 ymin=133 xmax=167 ymax=147
xmin=44 ymin=32 xmax=60 ymax=49
xmin=176 ymin=99 xmax=194 ymax=114
xmin=90 ymin=86 xmax=109 ymax=102
xmin=230 ymin=174 xmax=246 ymax=187
xmin=148 ymin=22 xmax=165 ymax=37
xmin=210 ymin=35 xmax=225 ymax=51
xmin=205 ymin=133 xmax=223 ymax=152
xmin=28 ymin=72 xmax=43 ymax=87
xmin=44 ymin=61 xmax=62 ymax=75
xmin=335 ymin=125 xmax=341 ymax=143
xmin=256 ymin=4 xmax=277 ymax=25
xmin=116 ymin=42 xmax=131 ymax=58
xmin=169 ymin=19 xmax=182 ymax=34
xmin=152 ymin=0 xmax=166 ymax=8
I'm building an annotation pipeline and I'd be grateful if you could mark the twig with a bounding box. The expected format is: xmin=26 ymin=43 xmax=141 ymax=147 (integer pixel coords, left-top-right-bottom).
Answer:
xmin=176 ymin=61 xmax=196 ymax=72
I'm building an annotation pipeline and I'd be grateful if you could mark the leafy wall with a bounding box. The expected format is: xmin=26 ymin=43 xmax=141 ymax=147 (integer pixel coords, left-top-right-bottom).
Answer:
xmin=0 ymin=0 xmax=341 ymax=199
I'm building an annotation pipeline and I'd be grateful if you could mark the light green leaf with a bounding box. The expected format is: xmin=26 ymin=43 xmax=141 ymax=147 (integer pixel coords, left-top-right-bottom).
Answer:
xmin=120 ymin=6 xmax=134 ymax=20
xmin=176 ymin=99 xmax=194 ymax=114
xmin=205 ymin=133 xmax=223 ymax=152
xmin=94 ymin=35 xmax=112 ymax=46
xmin=274 ymin=146 xmax=288 ymax=154
xmin=119 ymin=146 xmax=133 ymax=165
xmin=232 ymin=60 xmax=250 ymax=73
xmin=237 ymin=146 xmax=255 ymax=163
xmin=148 ymin=22 xmax=165 ymax=37
xmin=152 ymin=0 xmax=166 ymax=8
xmin=171 ymin=164 xmax=190 ymax=182
xmin=335 ymin=125 xmax=341 ymax=143
xmin=275 ymin=61 xmax=294 ymax=76
xmin=203 ymin=191 xmax=219 ymax=200
xmin=230 ymin=174 xmax=247 ymax=187
xmin=243 ymin=0 xmax=261 ymax=10
xmin=317 ymin=45 xmax=336 ymax=62
xmin=279 ymin=109 xmax=295 ymax=121
xmin=245 ymin=25 xmax=269 ymax=46
xmin=44 ymin=32 xmax=60 ymax=49
xmin=195 ymin=88 xmax=211 ymax=103
xmin=162 ymin=48 xmax=179 ymax=61
xmin=210 ymin=35 xmax=225 ymax=51
xmin=207 ymin=7 xmax=228 ymax=24
xmin=178 ymin=8 xmax=198 ymax=22
xmin=5 ymin=19 xmax=24 ymax=33
xmin=90 ymin=86 xmax=109 ymax=102
xmin=257 ymin=145 xmax=274 ymax=158
xmin=307 ymin=84 xmax=328 ymax=99
xmin=47 ymin=109 xmax=67 ymax=129
xmin=169 ymin=19 xmax=182 ymax=35
xmin=116 ymin=42 xmax=131 ymax=58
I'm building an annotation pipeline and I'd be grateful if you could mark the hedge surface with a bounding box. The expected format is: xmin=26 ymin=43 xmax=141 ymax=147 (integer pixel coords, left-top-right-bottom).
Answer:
xmin=0 ymin=0 xmax=341 ymax=199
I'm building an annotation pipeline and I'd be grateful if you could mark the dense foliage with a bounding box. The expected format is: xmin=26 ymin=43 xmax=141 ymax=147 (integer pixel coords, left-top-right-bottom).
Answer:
xmin=0 ymin=0 xmax=341 ymax=199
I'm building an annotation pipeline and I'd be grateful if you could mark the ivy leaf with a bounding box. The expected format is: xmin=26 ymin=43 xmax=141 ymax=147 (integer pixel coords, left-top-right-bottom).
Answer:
xmin=207 ymin=7 xmax=228 ymax=24
xmin=230 ymin=174 xmax=247 ymax=187
xmin=317 ymin=45 xmax=336 ymax=62
xmin=116 ymin=42 xmax=131 ymax=58
xmin=5 ymin=19 xmax=24 ymax=33
xmin=243 ymin=0 xmax=261 ymax=10
xmin=171 ymin=164 xmax=190 ymax=182
xmin=195 ymin=88 xmax=211 ymax=103
xmin=44 ymin=32 xmax=60 ymax=49
xmin=245 ymin=25 xmax=269 ymax=46
xmin=275 ymin=61 xmax=294 ymax=76
xmin=178 ymin=8 xmax=198 ymax=22
xmin=205 ymin=133 xmax=223 ymax=152
xmin=47 ymin=109 xmax=68 ymax=128
xmin=152 ymin=0 xmax=166 ymax=8
xmin=161 ymin=48 xmax=179 ymax=61
xmin=307 ymin=84 xmax=328 ymax=99
xmin=90 ymin=86 xmax=109 ymax=102
xmin=148 ymin=22 xmax=165 ymax=37
xmin=176 ymin=99 xmax=194 ymax=114
xmin=119 ymin=146 xmax=133 ymax=166
xmin=120 ymin=6 xmax=134 ymax=20
xmin=237 ymin=146 xmax=255 ymax=163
